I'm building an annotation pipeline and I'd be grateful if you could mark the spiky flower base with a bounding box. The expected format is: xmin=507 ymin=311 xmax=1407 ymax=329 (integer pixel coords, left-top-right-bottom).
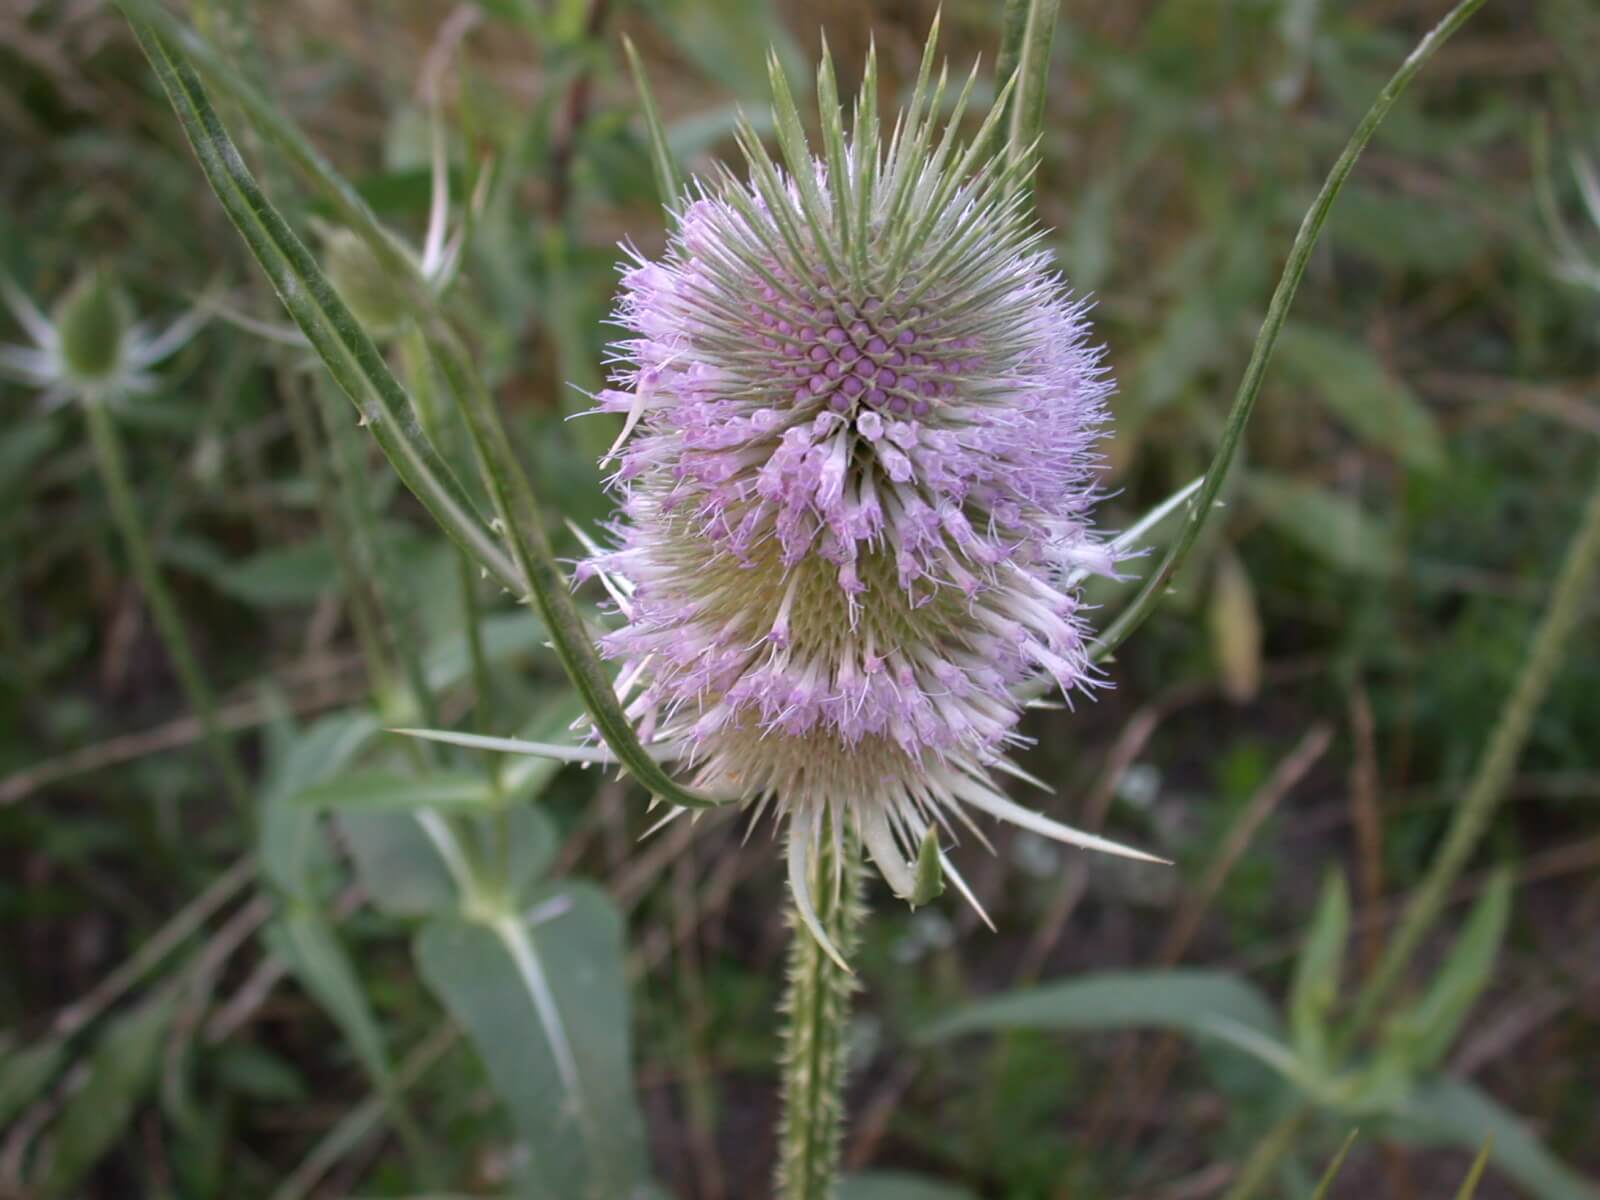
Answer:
xmin=585 ymin=31 xmax=1161 ymax=962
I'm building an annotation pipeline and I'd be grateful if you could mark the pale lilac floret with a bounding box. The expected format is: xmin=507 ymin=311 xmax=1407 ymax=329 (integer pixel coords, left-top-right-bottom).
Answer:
xmin=581 ymin=40 xmax=1161 ymax=964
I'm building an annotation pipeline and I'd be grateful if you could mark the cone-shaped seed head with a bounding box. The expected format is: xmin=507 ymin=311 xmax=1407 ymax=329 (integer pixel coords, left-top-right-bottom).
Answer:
xmin=586 ymin=35 xmax=1144 ymax=955
xmin=324 ymin=229 xmax=408 ymax=335
xmin=55 ymin=270 xmax=132 ymax=384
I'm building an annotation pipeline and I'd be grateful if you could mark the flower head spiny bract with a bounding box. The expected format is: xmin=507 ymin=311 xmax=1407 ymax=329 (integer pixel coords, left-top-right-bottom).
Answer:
xmin=583 ymin=33 xmax=1160 ymax=963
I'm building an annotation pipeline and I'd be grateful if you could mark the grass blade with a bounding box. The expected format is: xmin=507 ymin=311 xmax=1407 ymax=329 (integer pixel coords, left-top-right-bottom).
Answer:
xmin=1092 ymin=0 xmax=1487 ymax=660
xmin=1311 ymin=1130 xmax=1360 ymax=1200
xmin=121 ymin=11 xmax=723 ymax=811
xmin=119 ymin=10 xmax=516 ymax=590
xmin=427 ymin=332 xmax=729 ymax=809
xmin=621 ymin=33 xmax=683 ymax=211
xmin=996 ymin=0 xmax=1062 ymax=188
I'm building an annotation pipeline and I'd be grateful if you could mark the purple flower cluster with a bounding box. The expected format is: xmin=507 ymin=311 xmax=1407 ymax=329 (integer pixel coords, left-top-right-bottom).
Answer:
xmin=581 ymin=47 xmax=1156 ymax=958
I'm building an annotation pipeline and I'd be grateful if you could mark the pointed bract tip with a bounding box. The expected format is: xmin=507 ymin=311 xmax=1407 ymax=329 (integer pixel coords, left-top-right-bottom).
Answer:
xmin=787 ymin=821 xmax=855 ymax=973
xmin=910 ymin=825 xmax=946 ymax=906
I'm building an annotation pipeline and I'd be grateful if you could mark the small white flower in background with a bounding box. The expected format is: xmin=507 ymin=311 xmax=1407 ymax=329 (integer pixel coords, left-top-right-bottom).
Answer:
xmin=0 ymin=269 xmax=207 ymax=408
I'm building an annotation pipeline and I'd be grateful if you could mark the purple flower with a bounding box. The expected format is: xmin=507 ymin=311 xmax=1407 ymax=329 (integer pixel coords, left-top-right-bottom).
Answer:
xmin=583 ymin=39 xmax=1159 ymax=962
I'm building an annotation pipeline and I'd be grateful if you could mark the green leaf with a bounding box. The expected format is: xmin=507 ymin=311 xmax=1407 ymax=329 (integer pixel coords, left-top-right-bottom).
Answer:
xmin=267 ymin=909 xmax=392 ymax=1092
xmin=337 ymin=749 xmax=560 ymax=918
xmin=0 ymin=421 xmax=59 ymax=501
xmin=117 ymin=1 xmax=517 ymax=591
xmin=1329 ymin=184 xmax=1491 ymax=276
xmin=115 ymin=0 xmax=416 ymax=296
xmin=1276 ymin=323 xmax=1446 ymax=472
xmin=258 ymin=711 xmax=381 ymax=895
xmin=621 ymin=34 xmax=683 ymax=210
xmin=996 ymin=0 xmax=1062 ymax=186
xmin=44 ymin=992 xmax=174 ymax=1197
xmin=421 ymin=610 xmax=548 ymax=692
xmin=266 ymin=907 xmax=432 ymax=1168
xmin=414 ymin=883 xmax=649 ymax=1200
xmin=211 ymin=1042 xmax=308 ymax=1102
xmin=1289 ymin=869 xmax=1350 ymax=1072
xmin=119 ymin=2 xmax=725 ymax=815
xmin=0 ymin=1037 xmax=68 ymax=1130
xmin=1249 ymin=472 xmax=1399 ymax=576
xmin=909 ymin=823 xmax=945 ymax=907
xmin=1090 ymin=0 xmax=1486 ymax=658
xmin=290 ymin=768 xmax=498 ymax=812
xmin=1209 ymin=548 xmax=1263 ymax=703
xmin=211 ymin=539 xmax=340 ymax=606
xmin=1454 ymin=1138 xmax=1494 ymax=1200
xmin=337 ymin=811 xmax=457 ymax=917
xmin=1382 ymin=870 xmax=1512 ymax=1073
xmin=644 ymin=0 xmax=804 ymax=101
xmin=1393 ymin=1078 xmax=1596 ymax=1200
xmin=919 ymin=969 xmax=1282 ymax=1044
xmin=838 ymin=1171 xmax=979 ymax=1200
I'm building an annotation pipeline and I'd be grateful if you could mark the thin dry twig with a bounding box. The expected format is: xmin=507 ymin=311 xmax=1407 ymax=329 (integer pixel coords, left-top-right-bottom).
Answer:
xmin=51 ymin=855 xmax=257 ymax=1038
xmin=1233 ymin=834 xmax=1600 ymax=974
xmin=204 ymin=884 xmax=366 ymax=1045
xmin=0 ymin=654 xmax=366 ymax=806
xmin=1347 ymin=684 xmax=1385 ymax=975
xmin=1090 ymin=724 xmax=1333 ymax=1151
xmin=1017 ymin=658 xmax=1329 ymax=983
xmin=843 ymin=1060 xmax=919 ymax=1171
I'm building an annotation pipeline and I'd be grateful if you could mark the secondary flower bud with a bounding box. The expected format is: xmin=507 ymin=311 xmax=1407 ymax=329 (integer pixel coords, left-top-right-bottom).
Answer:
xmin=325 ymin=229 xmax=408 ymax=335
xmin=55 ymin=271 xmax=131 ymax=384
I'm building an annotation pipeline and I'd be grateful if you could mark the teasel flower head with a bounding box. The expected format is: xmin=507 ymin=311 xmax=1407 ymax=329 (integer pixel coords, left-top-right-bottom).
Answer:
xmin=1 ymin=268 xmax=207 ymax=410
xmin=583 ymin=31 xmax=1161 ymax=964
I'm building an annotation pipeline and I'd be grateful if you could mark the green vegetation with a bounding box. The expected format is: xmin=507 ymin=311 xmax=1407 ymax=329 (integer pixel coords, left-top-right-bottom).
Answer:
xmin=2 ymin=1 xmax=1597 ymax=1197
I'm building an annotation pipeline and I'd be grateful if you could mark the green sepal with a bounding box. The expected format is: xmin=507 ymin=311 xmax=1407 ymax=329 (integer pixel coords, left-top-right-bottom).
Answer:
xmin=909 ymin=825 xmax=945 ymax=907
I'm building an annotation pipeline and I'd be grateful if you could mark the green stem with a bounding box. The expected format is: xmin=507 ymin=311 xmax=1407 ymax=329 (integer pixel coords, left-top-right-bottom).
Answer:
xmin=776 ymin=833 xmax=865 ymax=1200
xmin=318 ymin=380 xmax=442 ymax=739
xmin=82 ymin=395 xmax=251 ymax=814
xmin=426 ymin=327 xmax=727 ymax=809
xmin=1344 ymin=465 xmax=1600 ymax=1039
xmin=399 ymin=325 xmax=508 ymax=887
xmin=281 ymin=369 xmax=398 ymax=706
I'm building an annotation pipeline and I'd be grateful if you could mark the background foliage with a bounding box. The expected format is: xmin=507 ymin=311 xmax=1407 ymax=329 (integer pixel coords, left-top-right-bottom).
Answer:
xmin=2 ymin=0 xmax=1597 ymax=1197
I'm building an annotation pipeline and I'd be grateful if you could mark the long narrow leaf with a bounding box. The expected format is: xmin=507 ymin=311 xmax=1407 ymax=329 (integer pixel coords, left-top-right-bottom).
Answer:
xmin=621 ymin=33 xmax=683 ymax=210
xmin=415 ymin=884 xmax=649 ymax=1200
xmin=1310 ymin=1130 xmax=1361 ymax=1200
xmin=121 ymin=11 xmax=725 ymax=812
xmin=119 ymin=12 xmax=517 ymax=591
xmin=917 ymin=969 xmax=1282 ymax=1043
xmin=996 ymin=0 xmax=1062 ymax=187
xmin=1396 ymin=1078 xmax=1596 ymax=1200
xmin=1092 ymin=0 xmax=1487 ymax=659
xmin=117 ymin=0 xmax=417 ymax=287
xmin=427 ymin=331 xmax=729 ymax=809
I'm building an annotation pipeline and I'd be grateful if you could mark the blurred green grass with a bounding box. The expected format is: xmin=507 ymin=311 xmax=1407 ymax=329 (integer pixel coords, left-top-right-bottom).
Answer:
xmin=2 ymin=1 xmax=1598 ymax=1197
